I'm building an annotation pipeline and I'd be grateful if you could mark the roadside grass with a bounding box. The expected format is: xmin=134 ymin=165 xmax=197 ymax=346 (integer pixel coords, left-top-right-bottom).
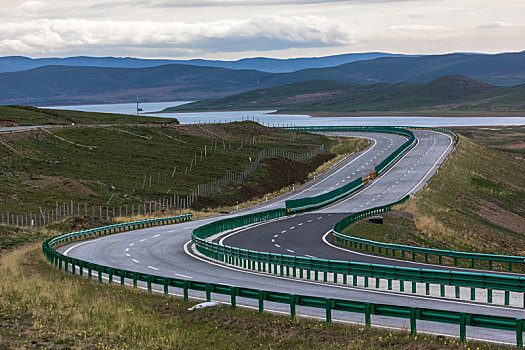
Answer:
xmin=0 ymin=105 xmax=175 ymax=126
xmin=341 ymin=134 xmax=525 ymax=271
xmin=0 ymin=241 xmax=505 ymax=349
xmin=451 ymin=125 xmax=525 ymax=156
xmin=0 ymin=121 xmax=335 ymax=213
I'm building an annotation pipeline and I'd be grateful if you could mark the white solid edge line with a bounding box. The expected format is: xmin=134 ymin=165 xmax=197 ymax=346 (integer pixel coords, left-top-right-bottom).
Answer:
xmin=183 ymin=240 xmax=524 ymax=313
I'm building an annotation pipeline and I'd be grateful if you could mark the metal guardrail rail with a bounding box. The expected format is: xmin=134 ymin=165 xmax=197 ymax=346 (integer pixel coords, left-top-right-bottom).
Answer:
xmin=42 ymin=213 xmax=525 ymax=347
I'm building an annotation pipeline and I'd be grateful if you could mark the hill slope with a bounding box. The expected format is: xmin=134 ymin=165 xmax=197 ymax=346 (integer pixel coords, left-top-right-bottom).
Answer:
xmin=167 ymin=75 xmax=525 ymax=114
xmin=0 ymin=52 xmax=523 ymax=105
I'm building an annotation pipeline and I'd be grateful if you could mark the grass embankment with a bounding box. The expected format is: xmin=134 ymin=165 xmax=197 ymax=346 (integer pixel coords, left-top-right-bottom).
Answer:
xmin=0 ymin=225 xmax=503 ymax=349
xmin=451 ymin=125 xmax=525 ymax=156
xmin=0 ymin=120 xmax=336 ymax=213
xmin=0 ymin=105 xmax=176 ymax=126
xmin=196 ymin=136 xmax=370 ymax=210
xmin=341 ymin=132 xmax=525 ymax=271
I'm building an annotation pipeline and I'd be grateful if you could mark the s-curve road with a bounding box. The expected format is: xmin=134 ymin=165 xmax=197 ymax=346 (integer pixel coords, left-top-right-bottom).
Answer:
xmin=57 ymin=129 xmax=525 ymax=344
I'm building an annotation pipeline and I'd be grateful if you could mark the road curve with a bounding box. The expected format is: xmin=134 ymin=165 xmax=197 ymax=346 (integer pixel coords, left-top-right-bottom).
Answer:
xmin=58 ymin=129 xmax=525 ymax=344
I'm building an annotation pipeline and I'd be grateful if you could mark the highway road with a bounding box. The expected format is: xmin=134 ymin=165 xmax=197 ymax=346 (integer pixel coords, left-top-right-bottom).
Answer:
xmin=58 ymin=128 xmax=525 ymax=344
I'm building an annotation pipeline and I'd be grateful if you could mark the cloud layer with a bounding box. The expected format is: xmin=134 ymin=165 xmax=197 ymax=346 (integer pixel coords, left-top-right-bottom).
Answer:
xmin=0 ymin=16 xmax=351 ymax=55
xmin=0 ymin=0 xmax=523 ymax=59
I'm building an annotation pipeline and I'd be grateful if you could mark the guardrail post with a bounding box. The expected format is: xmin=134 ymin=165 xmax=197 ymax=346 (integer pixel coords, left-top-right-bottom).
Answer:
xmin=206 ymin=283 xmax=212 ymax=301
xmin=516 ymin=318 xmax=523 ymax=348
xmin=258 ymin=291 xmax=264 ymax=313
xmin=505 ymin=291 xmax=510 ymax=306
xmin=425 ymin=283 xmax=430 ymax=295
xmin=147 ymin=275 xmax=152 ymax=293
xmin=455 ymin=286 xmax=460 ymax=298
xmin=388 ymin=279 xmax=392 ymax=291
xmin=510 ymin=262 xmax=513 ymax=272
xmin=364 ymin=303 xmax=372 ymax=327
xmin=163 ymin=278 xmax=169 ymax=295
xmin=120 ymin=270 xmax=125 ymax=287
xmin=183 ymin=280 xmax=189 ymax=301
xmin=488 ymin=289 xmax=493 ymax=303
xmin=108 ymin=269 xmax=113 ymax=284
xmin=412 ymin=282 xmax=416 ymax=294
xmin=290 ymin=294 xmax=296 ymax=318
xmin=325 ymin=299 xmax=332 ymax=324
xmin=230 ymin=287 xmax=237 ymax=309
xmin=470 ymin=287 xmax=475 ymax=301
xmin=438 ymin=255 xmax=442 ymax=265
xmin=459 ymin=313 xmax=466 ymax=342
xmin=400 ymin=280 xmax=404 ymax=292
xmin=132 ymin=272 xmax=137 ymax=288
xmin=440 ymin=285 xmax=445 ymax=297
xmin=410 ymin=308 xmax=417 ymax=336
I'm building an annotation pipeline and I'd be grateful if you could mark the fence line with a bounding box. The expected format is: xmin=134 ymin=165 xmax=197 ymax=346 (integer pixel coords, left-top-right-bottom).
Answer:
xmin=2 ymin=144 xmax=328 ymax=228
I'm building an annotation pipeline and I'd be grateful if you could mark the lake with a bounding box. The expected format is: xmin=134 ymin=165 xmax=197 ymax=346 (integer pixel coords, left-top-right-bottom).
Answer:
xmin=46 ymin=101 xmax=525 ymax=127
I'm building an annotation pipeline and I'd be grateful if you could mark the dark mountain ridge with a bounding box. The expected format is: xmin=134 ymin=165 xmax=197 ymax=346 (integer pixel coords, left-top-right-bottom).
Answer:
xmin=165 ymin=75 xmax=525 ymax=114
xmin=0 ymin=52 xmax=523 ymax=106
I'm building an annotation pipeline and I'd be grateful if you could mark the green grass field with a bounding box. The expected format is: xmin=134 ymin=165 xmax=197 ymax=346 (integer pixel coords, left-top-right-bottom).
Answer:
xmin=0 ymin=120 xmax=336 ymax=214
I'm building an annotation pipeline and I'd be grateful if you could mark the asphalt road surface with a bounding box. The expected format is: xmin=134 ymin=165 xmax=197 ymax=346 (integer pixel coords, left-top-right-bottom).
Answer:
xmin=59 ymin=129 xmax=525 ymax=344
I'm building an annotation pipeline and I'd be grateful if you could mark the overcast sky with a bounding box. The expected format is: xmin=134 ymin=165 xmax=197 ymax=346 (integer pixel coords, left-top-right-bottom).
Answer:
xmin=0 ymin=0 xmax=523 ymax=60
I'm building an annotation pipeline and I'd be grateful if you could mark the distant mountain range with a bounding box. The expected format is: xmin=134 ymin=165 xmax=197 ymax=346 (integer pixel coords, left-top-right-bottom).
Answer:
xmin=164 ymin=75 xmax=525 ymax=114
xmin=0 ymin=52 xmax=523 ymax=106
xmin=0 ymin=52 xmax=415 ymax=74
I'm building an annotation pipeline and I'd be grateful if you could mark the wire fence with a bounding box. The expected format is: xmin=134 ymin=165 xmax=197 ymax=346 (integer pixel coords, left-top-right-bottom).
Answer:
xmin=2 ymin=144 xmax=327 ymax=228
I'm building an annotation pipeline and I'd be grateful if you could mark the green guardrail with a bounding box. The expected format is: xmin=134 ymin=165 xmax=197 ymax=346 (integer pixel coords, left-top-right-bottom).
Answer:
xmin=192 ymin=209 xmax=525 ymax=305
xmin=333 ymin=201 xmax=525 ymax=273
xmin=284 ymin=126 xmax=416 ymax=212
xmin=43 ymin=214 xmax=525 ymax=347
xmin=285 ymin=177 xmax=364 ymax=213
xmin=44 ymin=126 xmax=525 ymax=346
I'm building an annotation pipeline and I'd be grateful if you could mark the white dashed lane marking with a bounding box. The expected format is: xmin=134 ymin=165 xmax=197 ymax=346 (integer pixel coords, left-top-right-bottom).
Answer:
xmin=140 ymin=239 xmax=146 ymax=242
xmin=275 ymin=244 xmax=281 ymax=248
xmin=281 ymin=230 xmax=287 ymax=233
xmin=132 ymin=259 xmax=139 ymax=263
xmin=153 ymin=234 xmax=160 ymax=238
xmin=286 ymin=249 xmax=295 ymax=253
xmin=148 ymin=266 xmax=159 ymax=271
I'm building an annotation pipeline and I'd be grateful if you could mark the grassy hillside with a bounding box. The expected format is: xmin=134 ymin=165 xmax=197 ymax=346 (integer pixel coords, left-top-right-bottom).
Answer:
xmin=0 ymin=121 xmax=336 ymax=214
xmin=341 ymin=129 xmax=525 ymax=269
xmin=1 ymin=52 xmax=523 ymax=105
xmin=167 ymin=75 xmax=525 ymax=114
xmin=0 ymin=105 xmax=177 ymax=126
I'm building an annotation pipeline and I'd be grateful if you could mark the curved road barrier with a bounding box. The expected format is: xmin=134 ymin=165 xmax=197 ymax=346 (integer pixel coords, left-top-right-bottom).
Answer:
xmin=43 ymin=126 xmax=525 ymax=346
xmin=43 ymin=214 xmax=525 ymax=347
xmin=333 ymin=204 xmax=525 ymax=272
